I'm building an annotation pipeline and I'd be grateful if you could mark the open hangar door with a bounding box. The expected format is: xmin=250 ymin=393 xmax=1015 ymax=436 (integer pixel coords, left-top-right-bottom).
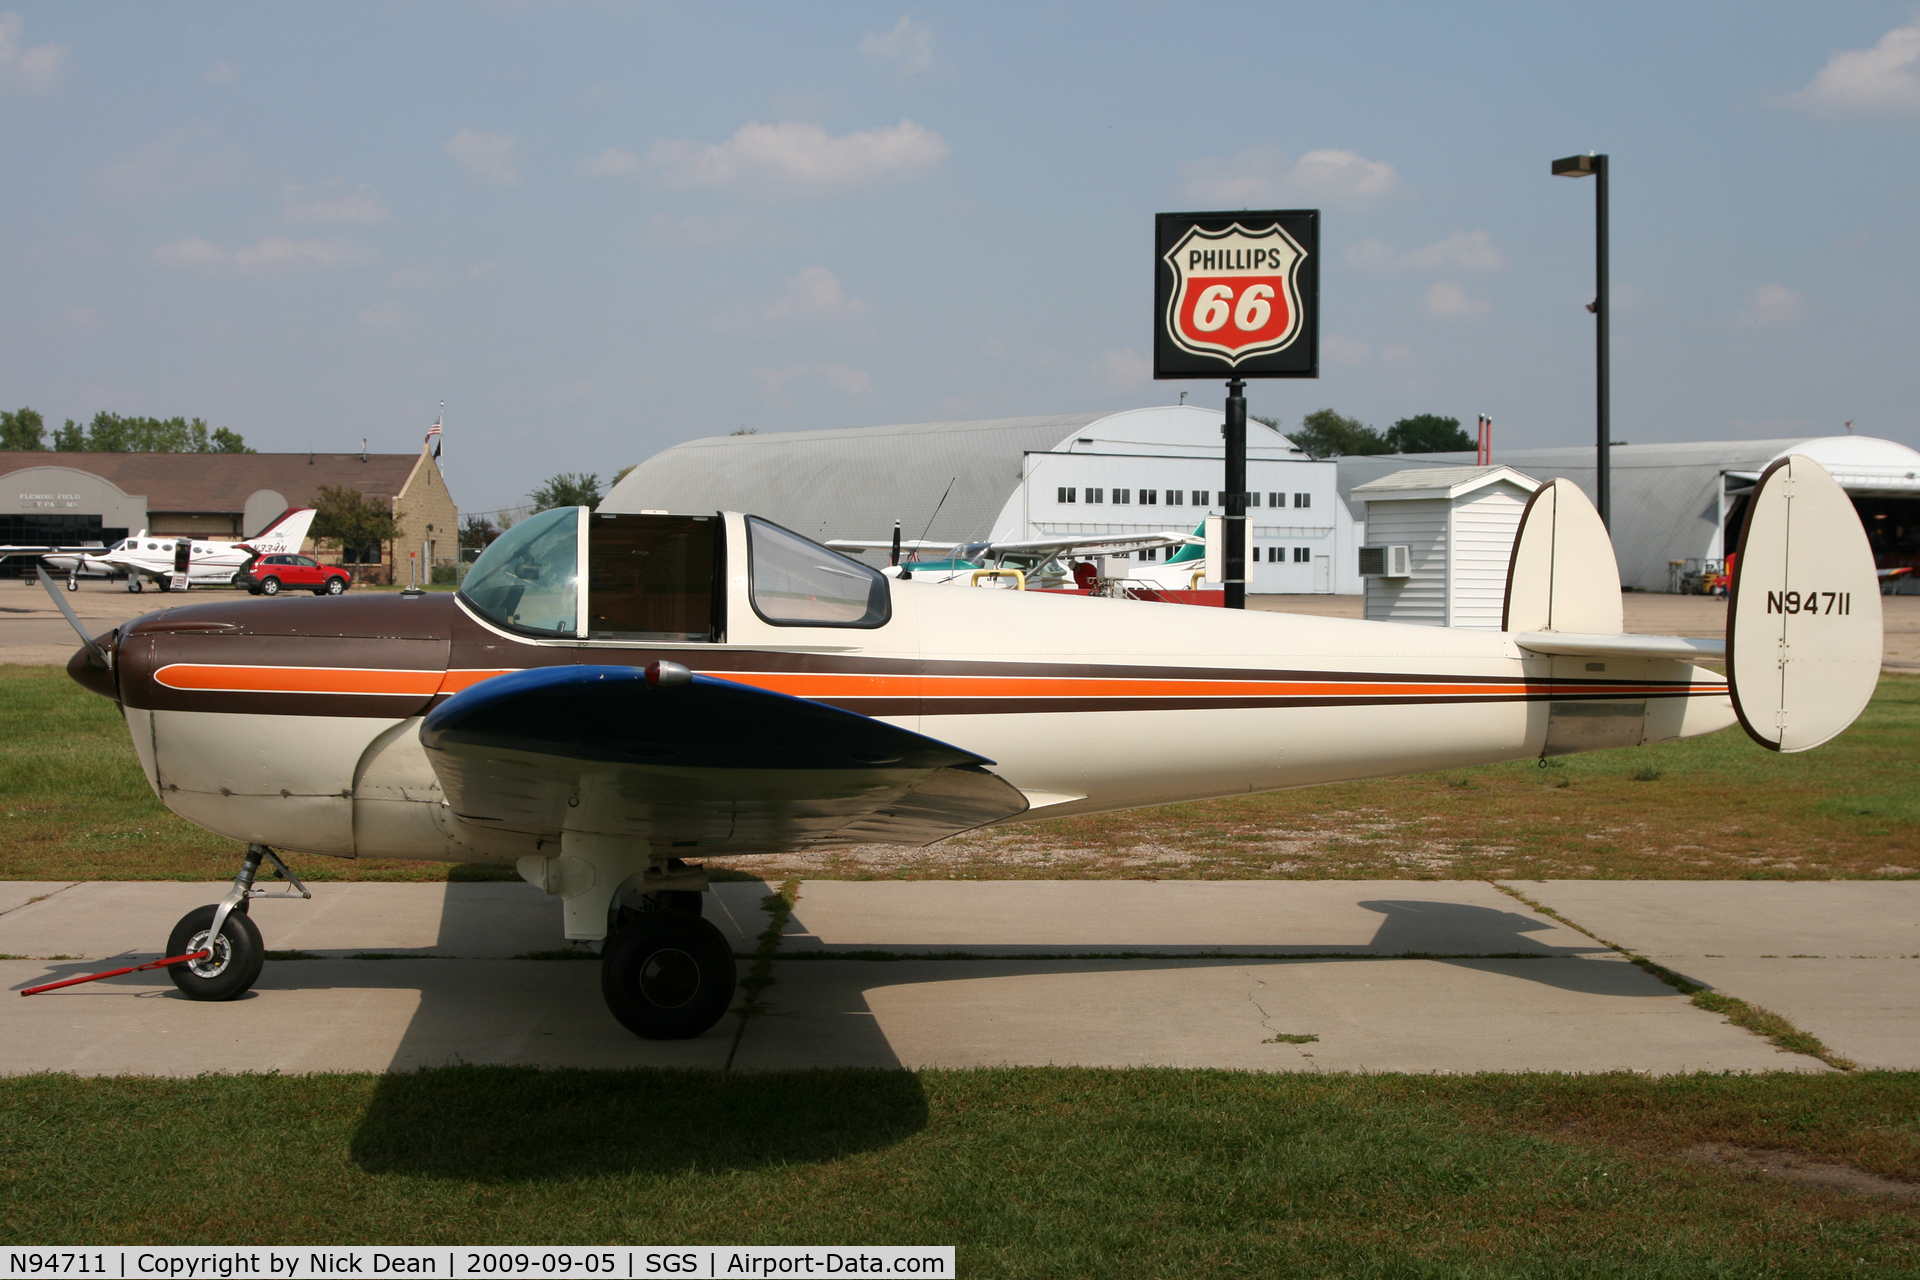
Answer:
xmin=1719 ymin=437 xmax=1920 ymax=595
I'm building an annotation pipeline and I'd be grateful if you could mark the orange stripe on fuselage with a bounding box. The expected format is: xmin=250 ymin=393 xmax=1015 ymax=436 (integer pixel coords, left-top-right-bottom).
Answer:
xmin=155 ymin=663 xmax=1727 ymax=704
xmin=156 ymin=664 xmax=445 ymax=696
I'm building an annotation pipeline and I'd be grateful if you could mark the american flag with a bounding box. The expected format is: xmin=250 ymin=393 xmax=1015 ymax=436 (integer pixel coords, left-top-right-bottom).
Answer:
xmin=426 ymin=415 xmax=442 ymax=458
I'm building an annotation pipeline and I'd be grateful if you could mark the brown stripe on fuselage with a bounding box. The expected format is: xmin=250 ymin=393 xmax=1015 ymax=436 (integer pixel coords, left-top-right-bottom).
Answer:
xmin=115 ymin=590 xmax=1728 ymax=720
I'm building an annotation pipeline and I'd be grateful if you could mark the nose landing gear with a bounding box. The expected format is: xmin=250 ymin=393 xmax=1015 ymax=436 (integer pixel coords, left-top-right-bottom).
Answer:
xmin=166 ymin=843 xmax=310 ymax=1002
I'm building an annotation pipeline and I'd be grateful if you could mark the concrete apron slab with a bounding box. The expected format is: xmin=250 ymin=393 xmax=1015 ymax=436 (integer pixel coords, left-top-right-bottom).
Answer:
xmin=779 ymin=880 xmax=1604 ymax=956
xmin=1511 ymin=881 xmax=1920 ymax=1070
xmin=0 ymin=879 xmax=772 ymax=961
xmin=730 ymin=955 xmax=1817 ymax=1075
xmin=0 ymin=879 xmax=1843 ymax=1076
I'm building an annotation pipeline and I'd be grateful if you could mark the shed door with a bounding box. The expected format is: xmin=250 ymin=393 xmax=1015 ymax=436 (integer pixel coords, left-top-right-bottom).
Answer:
xmin=1313 ymin=555 xmax=1330 ymax=593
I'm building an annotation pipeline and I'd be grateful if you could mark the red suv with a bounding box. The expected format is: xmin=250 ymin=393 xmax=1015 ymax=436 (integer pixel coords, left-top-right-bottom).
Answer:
xmin=240 ymin=554 xmax=352 ymax=597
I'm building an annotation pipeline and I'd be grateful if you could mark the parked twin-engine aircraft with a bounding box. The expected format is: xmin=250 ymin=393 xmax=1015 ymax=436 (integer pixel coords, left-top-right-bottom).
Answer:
xmin=67 ymin=507 xmax=318 ymax=592
xmin=48 ymin=457 xmax=1881 ymax=1040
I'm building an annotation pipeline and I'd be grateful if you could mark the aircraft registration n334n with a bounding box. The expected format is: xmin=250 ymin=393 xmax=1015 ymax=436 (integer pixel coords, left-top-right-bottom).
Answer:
xmin=44 ymin=457 xmax=1882 ymax=1040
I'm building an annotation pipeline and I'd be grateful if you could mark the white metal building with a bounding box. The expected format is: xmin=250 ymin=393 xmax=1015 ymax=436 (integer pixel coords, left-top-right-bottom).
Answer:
xmin=1351 ymin=434 xmax=1920 ymax=593
xmin=605 ymin=406 xmax=1366 ymax=594
xmin=1351 ymin=466 xmax=1540 ymax=628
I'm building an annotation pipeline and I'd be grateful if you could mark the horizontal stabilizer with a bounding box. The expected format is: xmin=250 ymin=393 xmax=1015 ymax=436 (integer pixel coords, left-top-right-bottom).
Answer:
xmin=421 ymin=665 xmax=1029 ymax=852
xmin=1727 ymin=455 xmax=1882 ymax=752
xmin=1514 ymin=631 xmax=1725 ymax=661
xmin=1503 ymin=478 xmax=1623 ymax=635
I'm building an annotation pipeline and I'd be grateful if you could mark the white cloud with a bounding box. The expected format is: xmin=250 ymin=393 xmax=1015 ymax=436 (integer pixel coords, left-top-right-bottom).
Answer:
xmin=645 ymin=119 xmax=949 ymax=195
xmin=152 ymin=237 xmax=226 ymax=268
xmin=1735 ymin=283 xmax=1805 ymax=327
xmin=1348 ymin=229 xmax=1506 ymax=273
xmin=204 ymin=60 xmax=239 ymax=86
xmin=282 ymin=183 xmax=389 ymax=225
xmin=94 ymin=124 xmax=255 ymax=201
xmin=1098 ymin=348 xmax=1150 ymax=390
xmin=1180 ymin=145 xmax=1404 ymax=209
xmin=357 ymin=301 xmax=415 ymax=329
xmin=751 ymin=362 xmax=871 ymax=398
xmin=0 ymin=13 xmax=69 ymax=95
xmin=1424 ymin=281 xmax=1490 ymax=319
xmin=862 ymin=15 xmax=935 ymax=79
xmin=1322 ymin=334 xmax=1371 ymax=365
xmin=1784 ymin=19 xmax=1920 ymax=116
xmin=765 ymin=267 xmax=869 ymax=322
xmin=576 ymin=147 xmax=642 ymax=178
xmin=234 ymin=236 xmax=375 ymax=272
xmin=446 ymin=129 xmax=522 ymax=187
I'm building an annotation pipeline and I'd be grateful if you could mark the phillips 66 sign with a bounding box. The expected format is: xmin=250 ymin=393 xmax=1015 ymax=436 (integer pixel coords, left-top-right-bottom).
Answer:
xmin=1154 ymin=210 xmax=1318 ymax=379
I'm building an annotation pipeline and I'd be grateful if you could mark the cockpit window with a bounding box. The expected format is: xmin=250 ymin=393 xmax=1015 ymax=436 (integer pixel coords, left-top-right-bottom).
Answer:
xmin=587 ymin=513 xmax=721 ymax=641
xmin=747 ymin=517 xmax=890 ymax=628
xmin=459 ymin=506 xmax=579 ymax=637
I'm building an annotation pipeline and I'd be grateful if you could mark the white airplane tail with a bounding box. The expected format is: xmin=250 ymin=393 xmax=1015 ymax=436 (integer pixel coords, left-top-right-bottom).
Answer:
xmin=239 ymin=507 xmax=317 ymax=556
xmin=1726 ymin=455 xmax=1882 ymax=752
xmin=1502 ymin=460 xmax=1880 ymax=753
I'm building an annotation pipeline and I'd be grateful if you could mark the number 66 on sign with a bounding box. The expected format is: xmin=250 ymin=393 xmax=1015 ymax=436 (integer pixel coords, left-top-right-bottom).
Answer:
xmin=1154 ymin=210 xmax=1319 ymax=379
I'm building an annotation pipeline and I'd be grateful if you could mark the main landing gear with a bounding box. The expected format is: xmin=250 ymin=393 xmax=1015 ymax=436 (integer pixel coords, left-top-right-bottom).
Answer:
xmin=166 ymin=843 xmax=309 ymax=1002
xmin=599 ymin=874 xmax=736 ymax=1040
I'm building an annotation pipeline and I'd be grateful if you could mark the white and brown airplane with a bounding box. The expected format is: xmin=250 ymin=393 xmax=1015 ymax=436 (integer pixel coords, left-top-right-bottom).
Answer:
xmin=46 ymin=456 xmax=1880 ymax=1040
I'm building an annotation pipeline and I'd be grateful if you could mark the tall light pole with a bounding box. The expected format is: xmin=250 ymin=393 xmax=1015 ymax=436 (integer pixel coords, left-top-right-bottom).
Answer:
xmin=1552 ymin=152 xmax=1609 ymax=528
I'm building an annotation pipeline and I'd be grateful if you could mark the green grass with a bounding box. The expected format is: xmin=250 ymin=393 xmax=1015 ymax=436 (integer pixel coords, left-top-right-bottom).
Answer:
xmin=3 ymin=1068 xmax=1917 ymax=1274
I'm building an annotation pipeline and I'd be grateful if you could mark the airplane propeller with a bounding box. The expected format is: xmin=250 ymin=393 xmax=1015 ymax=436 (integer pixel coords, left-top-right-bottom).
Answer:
xmin=37 ymin=565 xmax=109 ymax=670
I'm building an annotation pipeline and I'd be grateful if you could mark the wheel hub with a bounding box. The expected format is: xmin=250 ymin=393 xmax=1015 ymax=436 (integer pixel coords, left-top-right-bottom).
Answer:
xmin=637 ymin=947 xmax=699 ymax=1008
xmin=183 ymin=929 xmax=232 ymax=978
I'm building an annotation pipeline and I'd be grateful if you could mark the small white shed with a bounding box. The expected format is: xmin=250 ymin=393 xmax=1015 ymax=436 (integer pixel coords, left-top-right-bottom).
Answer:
xmin=1352 ymin=465 xmax=1541 ymax=629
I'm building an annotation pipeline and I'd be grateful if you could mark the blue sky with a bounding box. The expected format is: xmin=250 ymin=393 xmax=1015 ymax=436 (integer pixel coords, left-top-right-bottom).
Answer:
xmin=3 ymin=2 xmax=1917 ymax=517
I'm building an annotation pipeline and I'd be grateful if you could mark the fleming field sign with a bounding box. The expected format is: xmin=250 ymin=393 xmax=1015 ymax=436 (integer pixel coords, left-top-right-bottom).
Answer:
xmin=1154 ymin=210 xmax=1318 ymax=379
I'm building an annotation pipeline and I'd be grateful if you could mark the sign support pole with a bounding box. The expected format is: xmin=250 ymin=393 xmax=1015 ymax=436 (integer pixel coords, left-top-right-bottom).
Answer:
xmin=1224 ymin=377 xmax=1247 ymax=609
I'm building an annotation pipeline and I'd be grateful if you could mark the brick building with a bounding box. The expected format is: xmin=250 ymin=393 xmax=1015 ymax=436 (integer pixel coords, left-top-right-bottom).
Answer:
xmin=0 ymin=448 xmax=457 ymax=584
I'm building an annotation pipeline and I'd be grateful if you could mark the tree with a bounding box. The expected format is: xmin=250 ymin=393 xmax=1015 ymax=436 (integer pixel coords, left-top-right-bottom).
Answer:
xmin=460 ymin=513 xmax=499 ymax=550
xmin=1287 ymin=409 xmax=1390 ymax=458
xmin=529 ymin=472 xmax=602 ymax=512
xmin=1 ymin=407 xmax=46 ymax=450
xmin=1385 ymin=414 xmax=1475 ymax=454
xmin=310 ymin=486 xmax=400 ymax=567
xmin=43 ymin=411 xmax=254 ymax=453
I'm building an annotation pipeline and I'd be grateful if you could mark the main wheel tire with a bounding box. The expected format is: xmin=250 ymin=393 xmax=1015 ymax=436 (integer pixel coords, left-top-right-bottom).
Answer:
xmin=324 ymin=576 xmax=346 ymax=595
xmin=259 ymin=576 xmax=280 ymax=596
xmin=66 ymin=576 xmax=78 ymax=592
xmin=129 ymin=578 xmax=143 ymax=593
xmin=600 ymin=913 xmax=736 ymax=1040
xmin=165 ymin=904 xmax=265 ymax=1002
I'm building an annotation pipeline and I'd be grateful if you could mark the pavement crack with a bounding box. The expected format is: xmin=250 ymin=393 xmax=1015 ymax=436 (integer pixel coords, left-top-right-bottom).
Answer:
xmin=1490 ymin=881 xmax=1855 ymax=1071
xmin=1244 ymin=969 xmax=1318 ymax=1055
xmin=726 ymin=877 xmax=800 ymax=1072
xmin=0 ymin=883 xmax=80 ymax=919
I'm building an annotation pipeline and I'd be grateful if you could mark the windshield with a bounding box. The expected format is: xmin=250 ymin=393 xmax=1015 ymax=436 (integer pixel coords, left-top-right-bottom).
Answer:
xmin=459 ymin=506 xmax=579 ymax=637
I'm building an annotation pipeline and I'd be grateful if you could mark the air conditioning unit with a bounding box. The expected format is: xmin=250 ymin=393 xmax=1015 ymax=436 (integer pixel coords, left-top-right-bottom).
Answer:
xmin=1358 ymin=544 xmax=1412 ymax=578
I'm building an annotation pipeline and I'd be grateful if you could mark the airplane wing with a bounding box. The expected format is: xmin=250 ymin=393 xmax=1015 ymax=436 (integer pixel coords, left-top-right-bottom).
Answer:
xmin=985 ymin=531 xmax=1196 ymax=556
xmin=824 ymin=539 xmax=965 ymax=552
xmin=420 ymin=664 xmax=1030 ymax=855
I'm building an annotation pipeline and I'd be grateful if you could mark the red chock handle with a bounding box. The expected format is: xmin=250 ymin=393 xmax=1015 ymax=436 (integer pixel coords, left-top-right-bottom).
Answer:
xmin=19 ymin=950 xmax=210 ymax=997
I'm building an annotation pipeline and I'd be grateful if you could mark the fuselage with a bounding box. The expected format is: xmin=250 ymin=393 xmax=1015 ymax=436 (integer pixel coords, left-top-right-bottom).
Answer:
xmin=83 ymin=510 xmax=1735 ymax=868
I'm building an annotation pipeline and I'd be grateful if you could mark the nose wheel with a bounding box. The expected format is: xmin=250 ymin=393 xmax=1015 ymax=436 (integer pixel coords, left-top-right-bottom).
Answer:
xmin=165 ymin=843 xmax=309 ymax=1003
xmin=600 ymin=911 xmax=737 ymax=1040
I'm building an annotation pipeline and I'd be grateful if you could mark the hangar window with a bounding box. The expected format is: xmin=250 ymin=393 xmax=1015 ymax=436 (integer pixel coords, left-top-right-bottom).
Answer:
xmin=1267 ymin=493 xmax=1282 ymax=508
xmin=1113 ymin=488 xmax=1130 ymax=504
xmin=1138 ymin=547 xmax=1157 ymax=561
xmin=586 ymin=513 xmax=721 ymax=642
xmin=1246 ymin=492 xmax=1261 ymax=507
xmin=1139 ymin=489 xmax=1156 ymax=505
xmin=1085 ymin=488 xmax=1103 ymax=504
xmin=459 ymin=505 xmax=579 ymax=638
xmin=1165 ymin=490 xmax=1183 ymax=506
xmin=1294 ymin=546 xmax=1310 ymax=563
xmin=1057 ymin=487 xmax=1076 ymax=504
xmin=1294 ymin=493 xmax=1311 ymax=509
xmin=1192 ymin=491 xmax=1209 ymax=506
xmin=748 ymin=517 xmax=890 ymax=629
